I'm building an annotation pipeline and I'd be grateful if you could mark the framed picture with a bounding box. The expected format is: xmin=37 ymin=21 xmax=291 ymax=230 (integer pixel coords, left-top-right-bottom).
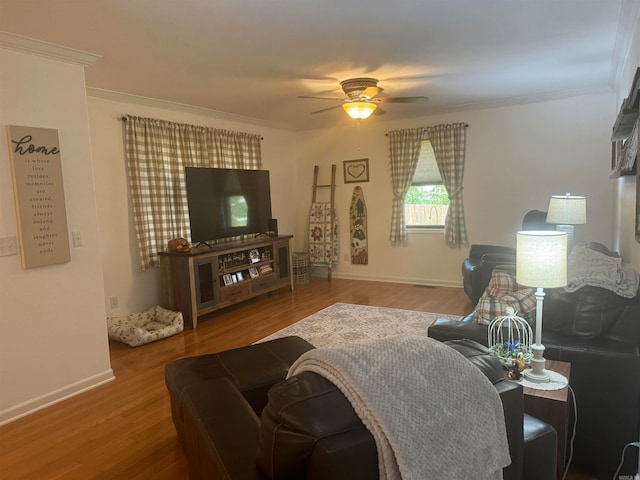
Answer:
xmin=223 ymin=274 xmax=233 ymax=286
xmin=248 ymin=267 xmax=259 ymax=278
xmin=236 ymin=271 xmax=244 ymax=282
xmin=249 ymin=249 xmax=261 ymax=263
xmin=343 ymin=158 xmax=369 ymax=183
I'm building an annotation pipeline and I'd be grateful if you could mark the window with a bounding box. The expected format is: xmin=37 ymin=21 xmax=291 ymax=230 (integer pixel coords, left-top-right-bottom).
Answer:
xmin=405 ymin=140 xmax=449 ymax=228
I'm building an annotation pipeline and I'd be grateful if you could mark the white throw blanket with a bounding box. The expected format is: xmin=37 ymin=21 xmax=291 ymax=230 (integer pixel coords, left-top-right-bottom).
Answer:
xmin=566 ymin=246 xmax=639 ymax=298
xmin=288 ymin=336 xmax=511 ymax=480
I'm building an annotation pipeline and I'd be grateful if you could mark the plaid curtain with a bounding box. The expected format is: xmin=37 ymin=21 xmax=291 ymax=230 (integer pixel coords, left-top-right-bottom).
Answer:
xmin=388 ymin=127 xmax=425 ymax=243
xmin=124 ymin=115 xmax=262 ymax=270
xmin=425 ymin=123 xmax=468 ymax=248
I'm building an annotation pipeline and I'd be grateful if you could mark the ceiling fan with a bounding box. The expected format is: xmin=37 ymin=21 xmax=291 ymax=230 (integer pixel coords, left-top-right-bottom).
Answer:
xmin=298 ymin=77 xmax=429 ymax=119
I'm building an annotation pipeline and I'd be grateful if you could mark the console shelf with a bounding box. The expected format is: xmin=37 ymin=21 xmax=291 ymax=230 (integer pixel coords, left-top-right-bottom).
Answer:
xmin=159 ymin=235 xmax=293 ymax=328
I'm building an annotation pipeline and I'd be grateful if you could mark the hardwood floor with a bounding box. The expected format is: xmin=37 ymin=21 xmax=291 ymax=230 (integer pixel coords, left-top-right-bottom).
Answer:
xmin=0 ymin=278 xmax=596 ymax=479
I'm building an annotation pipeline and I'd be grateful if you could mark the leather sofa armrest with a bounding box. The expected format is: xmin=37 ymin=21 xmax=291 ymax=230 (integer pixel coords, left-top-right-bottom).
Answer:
xmin=184 ymin=377 xmax=264 ymax=480
xmin=481 ymin=253 xmax=517 ymax=265
xmin=428 ymin=317 xmax=490 ymax=347
xmin=469 ymin=244 xmax=516 ymax=260
xmin=496 ymin=380 xmax=525 ymax=480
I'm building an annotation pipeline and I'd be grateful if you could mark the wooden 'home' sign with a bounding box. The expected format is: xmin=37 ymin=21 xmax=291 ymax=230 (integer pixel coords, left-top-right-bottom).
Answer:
xmin=7 ymin=125 xmax=70 ymax=269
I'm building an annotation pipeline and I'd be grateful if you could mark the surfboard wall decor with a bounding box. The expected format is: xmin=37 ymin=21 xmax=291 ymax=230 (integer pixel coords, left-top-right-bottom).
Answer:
xmin=349 ymin=186 xmax=368 ymax=265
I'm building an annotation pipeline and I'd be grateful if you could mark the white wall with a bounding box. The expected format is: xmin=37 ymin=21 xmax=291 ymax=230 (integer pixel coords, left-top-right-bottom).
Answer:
xmin=87 ymin=95 xmax=298 ymax=315
xmin=89 ymin=90 xmax=620 ymax=315
xmin=0 ymin=47 xmax=113 ymax=424
xmin=613 ymin=14 xmax=640 ymax=267
xmin=295 ymin=93 xmax=618 ymax=286
xmin=1 ymin=25 xmax=635 ymax=425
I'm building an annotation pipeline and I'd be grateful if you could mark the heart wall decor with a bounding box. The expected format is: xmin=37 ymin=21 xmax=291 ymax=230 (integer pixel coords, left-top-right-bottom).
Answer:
xmin=343 ymin=158 xmax=369 ymax=183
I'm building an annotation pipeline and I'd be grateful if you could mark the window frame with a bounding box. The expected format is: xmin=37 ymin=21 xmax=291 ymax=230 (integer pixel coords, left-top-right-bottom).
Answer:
xmin=404 ymin=139 xmax=449 ymax=230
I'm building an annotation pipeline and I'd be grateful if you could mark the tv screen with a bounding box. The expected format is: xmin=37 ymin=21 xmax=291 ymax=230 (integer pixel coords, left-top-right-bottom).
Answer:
xmin=185 ymin=167 xmax=272 ymax=244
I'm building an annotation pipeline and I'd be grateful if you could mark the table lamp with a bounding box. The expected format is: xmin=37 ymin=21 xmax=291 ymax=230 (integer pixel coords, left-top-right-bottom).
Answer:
xmin=546 ymin=193 xmax=586 ymax=251
xmin=516 ymin=231 xmax=567 ymax=383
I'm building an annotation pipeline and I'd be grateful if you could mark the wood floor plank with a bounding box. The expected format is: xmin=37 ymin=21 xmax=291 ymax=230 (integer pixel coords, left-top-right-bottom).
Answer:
xmin=0 ymin=278 xmax=595 ymax=479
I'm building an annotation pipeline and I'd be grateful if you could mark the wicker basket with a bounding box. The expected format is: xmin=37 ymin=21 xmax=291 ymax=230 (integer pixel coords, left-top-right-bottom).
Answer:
xmin=292 ymin=251 xmax=310 ymax=285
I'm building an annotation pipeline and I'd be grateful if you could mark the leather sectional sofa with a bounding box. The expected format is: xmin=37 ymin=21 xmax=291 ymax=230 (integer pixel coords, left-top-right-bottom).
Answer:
xmin=165 ymin=335 xmax=557 ymax=479
xmin=429 ymin=279 xmax=640 ymax=479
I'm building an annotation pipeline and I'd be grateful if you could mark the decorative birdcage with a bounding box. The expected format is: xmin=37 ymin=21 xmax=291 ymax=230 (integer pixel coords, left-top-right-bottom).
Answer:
xmin=488 ymin=307 xmax=533 ymax=367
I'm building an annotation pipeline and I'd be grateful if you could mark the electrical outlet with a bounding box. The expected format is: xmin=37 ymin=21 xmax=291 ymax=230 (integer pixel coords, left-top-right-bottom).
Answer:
xmin=110 ymin=296 xmax=119 ymax=309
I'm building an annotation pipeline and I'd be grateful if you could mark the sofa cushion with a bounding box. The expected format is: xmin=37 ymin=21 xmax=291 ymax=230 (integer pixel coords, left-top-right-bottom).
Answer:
xmin=543 ymin=286 xmax=637 ymax=339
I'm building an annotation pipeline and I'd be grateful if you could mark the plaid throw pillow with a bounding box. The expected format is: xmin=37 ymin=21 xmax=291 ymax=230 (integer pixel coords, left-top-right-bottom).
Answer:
xmin=487 ymin=270 xmax=518 ymax=296
xmin=474 ymin=269 xmax=536 ymax=325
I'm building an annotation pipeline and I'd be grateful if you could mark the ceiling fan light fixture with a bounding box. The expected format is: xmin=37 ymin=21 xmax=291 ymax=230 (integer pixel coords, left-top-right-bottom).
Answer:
xmin=342 ymin=101 xmax=377 ymax=119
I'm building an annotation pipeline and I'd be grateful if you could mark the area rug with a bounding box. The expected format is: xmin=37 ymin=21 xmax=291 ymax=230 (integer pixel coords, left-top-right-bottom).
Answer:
xmin=258 ymin=302 xmax=461 ymax=348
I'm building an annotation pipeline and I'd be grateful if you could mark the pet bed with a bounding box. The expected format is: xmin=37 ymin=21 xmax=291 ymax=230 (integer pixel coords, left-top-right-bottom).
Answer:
xmin=107 ymin=305 xmax=184 ymax=347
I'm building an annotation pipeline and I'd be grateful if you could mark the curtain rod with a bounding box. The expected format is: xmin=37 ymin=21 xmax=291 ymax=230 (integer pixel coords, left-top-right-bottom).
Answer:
xmin=385 ymin=124 xmax=469 ymax=136
xmin=120 ymin=116 xmax=264 ymax=140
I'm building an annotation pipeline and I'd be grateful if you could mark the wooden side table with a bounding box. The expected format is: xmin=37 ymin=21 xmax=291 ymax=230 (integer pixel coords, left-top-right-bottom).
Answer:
xmin=521 ymin=360 xmax=571 ymax=479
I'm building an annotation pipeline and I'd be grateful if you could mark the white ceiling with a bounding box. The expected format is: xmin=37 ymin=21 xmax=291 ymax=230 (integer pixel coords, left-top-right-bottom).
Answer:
xmin=0 ymin=0 xmax=636 ymax=131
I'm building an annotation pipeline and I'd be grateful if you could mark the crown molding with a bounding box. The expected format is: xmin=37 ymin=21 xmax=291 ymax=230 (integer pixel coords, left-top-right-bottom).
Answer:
xmin=420 ymin=86 xmax=614 ymax=117
xmin=86 ymin=87 xmax=294 ymax=131
xmin=0 ymin=31 xmax=100 ymax=67
xmin=609 ymin=0 xmax=640 ymax=90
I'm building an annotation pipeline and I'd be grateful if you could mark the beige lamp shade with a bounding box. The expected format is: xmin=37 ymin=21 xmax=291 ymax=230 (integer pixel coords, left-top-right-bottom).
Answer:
xmin=546 ymin=194 xmax=586 ymax=225
xmin=342 ymin=101 xmax=377 ymax=119
xmin=516 ymin=231 xmax=568 ymax=288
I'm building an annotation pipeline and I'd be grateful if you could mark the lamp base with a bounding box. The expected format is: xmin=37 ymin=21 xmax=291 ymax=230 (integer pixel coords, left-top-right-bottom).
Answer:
xmin=523 ymin=368 xmax=551 ymax=383
xmin=524 ymin=344 xmax=551 ymax=383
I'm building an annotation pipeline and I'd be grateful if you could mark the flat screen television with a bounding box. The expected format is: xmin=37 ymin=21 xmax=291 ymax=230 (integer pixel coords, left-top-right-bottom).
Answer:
xmin=185 ymin=167 xmax=272 ymax=245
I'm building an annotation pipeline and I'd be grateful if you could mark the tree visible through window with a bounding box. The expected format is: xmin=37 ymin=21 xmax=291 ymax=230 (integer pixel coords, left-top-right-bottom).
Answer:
xmin=405 ymin=140 xmax=449 ymax=227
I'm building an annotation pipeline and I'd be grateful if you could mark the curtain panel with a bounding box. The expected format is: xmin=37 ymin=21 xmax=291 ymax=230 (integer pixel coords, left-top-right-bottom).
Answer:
xmin=388 ymin=127 xmax=426 ymax=243
xmin=123 ymin=115 xmax=262 ymax=270
xmin=425 ymin=122 xmax=468 ymax=248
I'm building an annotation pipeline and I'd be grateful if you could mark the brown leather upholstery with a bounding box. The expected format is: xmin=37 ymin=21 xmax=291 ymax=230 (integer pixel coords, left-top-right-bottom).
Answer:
xmin=462 ymin=209 xmax=558 ymax=305
xmin=462 ymin=244 xmax=516 ymax=305
xmin=428 ymin=287 xmax=640 ymax=479
xmin=165 ymin=336 xmax=557 ymax=480
xmin=164 ymin=335 xmax=315 ymax=448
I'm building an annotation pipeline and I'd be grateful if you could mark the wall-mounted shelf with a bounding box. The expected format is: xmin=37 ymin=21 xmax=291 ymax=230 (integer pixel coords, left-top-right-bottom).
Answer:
xmin=611 ymin=67 xmax=639 ymax=178
xmin=611 ymin=67 xmax=640 ymax=141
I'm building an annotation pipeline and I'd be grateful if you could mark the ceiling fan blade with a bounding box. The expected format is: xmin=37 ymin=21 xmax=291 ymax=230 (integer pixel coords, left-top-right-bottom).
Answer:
xmin=361 ymin=86 xmax=383 ymax=99
xmin=373 ymin=107 xmax=387 ymax=116
xmin=298 ymin=95 xmax=344 ymax=101
xmin=310 ymin=104 xmax=343 ymax=114
xmin=373 ymin=96 xmax=429 ymax=104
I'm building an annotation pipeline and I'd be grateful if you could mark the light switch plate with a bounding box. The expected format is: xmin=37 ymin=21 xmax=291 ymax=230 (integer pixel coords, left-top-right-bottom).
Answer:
xmin=72 ymin=231 xmax=84 ymax=247
xmin=0 ymin=236 xmax=18 ymax=257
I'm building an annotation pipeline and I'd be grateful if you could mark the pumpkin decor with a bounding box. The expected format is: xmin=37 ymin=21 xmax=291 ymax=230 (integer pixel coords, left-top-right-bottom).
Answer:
xmin=168 ymin=237 xmax=192 ymax=253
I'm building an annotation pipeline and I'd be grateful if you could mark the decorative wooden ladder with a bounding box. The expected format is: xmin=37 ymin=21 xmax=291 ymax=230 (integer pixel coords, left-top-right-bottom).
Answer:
xmin=311 ymin=164 xmax=336 ymax=279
